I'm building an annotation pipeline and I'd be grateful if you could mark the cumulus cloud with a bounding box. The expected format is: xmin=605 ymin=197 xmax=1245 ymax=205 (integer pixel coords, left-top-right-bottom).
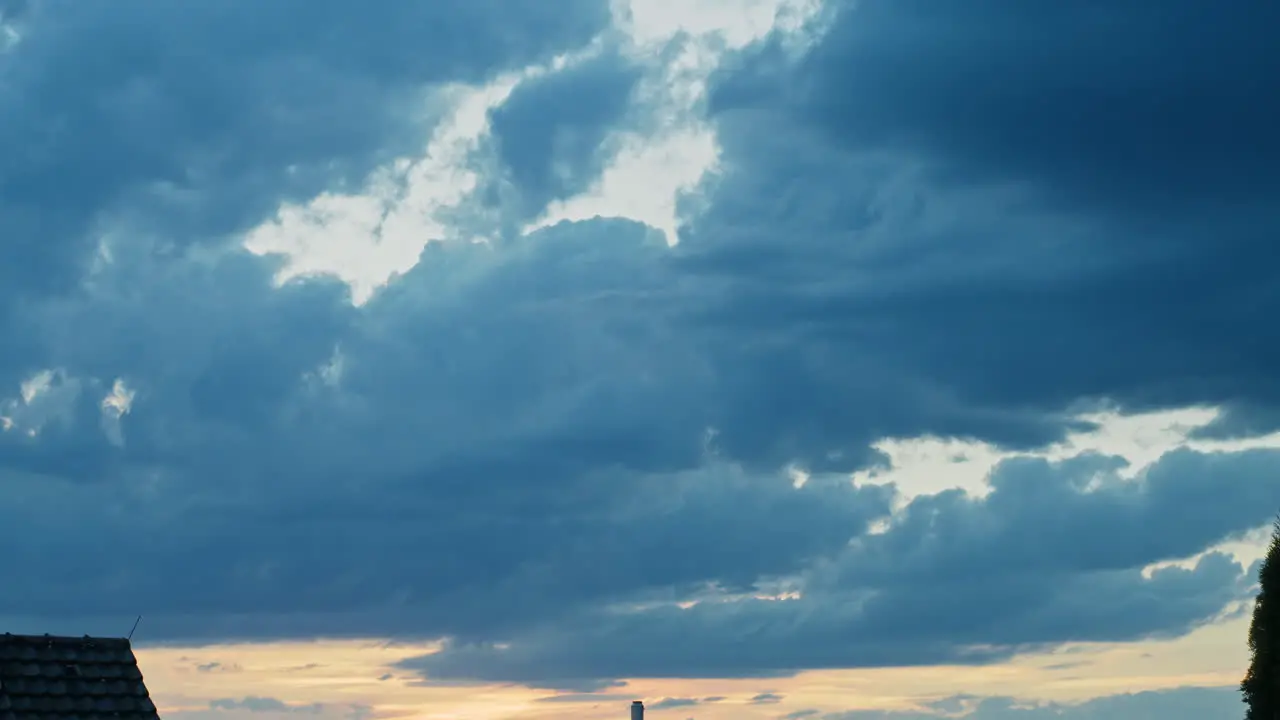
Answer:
xmin=0 ymin=0 xmax=1276 ymax=695
xmin=408 ymin=447 xmax=1271 ymax=687
xmin=699 ymin=0 xmax=1280 ymax=446
xmin=0 ymin=0 xmax=606 ymax=381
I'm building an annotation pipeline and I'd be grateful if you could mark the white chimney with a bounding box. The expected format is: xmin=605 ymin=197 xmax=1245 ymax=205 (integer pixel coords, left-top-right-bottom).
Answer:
xmin=631 ymin=701 xmax=644 ymax=720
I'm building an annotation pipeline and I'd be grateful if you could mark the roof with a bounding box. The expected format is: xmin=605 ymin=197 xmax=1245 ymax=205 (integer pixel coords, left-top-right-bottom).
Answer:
xmin=0 ymin=634 xmax=160 ymax=720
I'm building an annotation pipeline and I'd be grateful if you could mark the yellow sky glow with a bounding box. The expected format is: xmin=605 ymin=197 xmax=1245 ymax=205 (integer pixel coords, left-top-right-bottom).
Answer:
xmin=136 ymin=616 xmax=1251 ymax=720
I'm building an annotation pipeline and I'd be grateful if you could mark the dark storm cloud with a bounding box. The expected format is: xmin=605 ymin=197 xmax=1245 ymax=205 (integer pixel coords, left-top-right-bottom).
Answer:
xmin=0 ymin=0 xmax=1276 ymax=692
xmin=711 ymin=0 xmax=1280 ymax=222
xmin=816 ymin=448 xmax=1280 ymax=589
xmin=409 ymin=448 xmax=1268 ymax=686
xmin=0 ymin=0 xmax=607 ymax=384
xmin=1 ymin=247 xmax=356 ymax=484
xmin=792 ymin=0 xmax=1280 ymax=219
xmin=697 ymin=0 xmax=1280 ymax=447
xmin=0 ymin=222 xmax=895 ymax=644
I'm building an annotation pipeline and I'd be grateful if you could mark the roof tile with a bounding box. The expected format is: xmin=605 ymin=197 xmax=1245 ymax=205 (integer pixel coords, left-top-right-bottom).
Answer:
xmin=0 ymin=635 xmax=161 ymax=720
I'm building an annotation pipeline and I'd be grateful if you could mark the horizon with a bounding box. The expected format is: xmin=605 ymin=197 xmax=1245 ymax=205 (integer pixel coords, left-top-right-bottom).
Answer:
xmin=2 ymin=0 xmax=1278 ymax=719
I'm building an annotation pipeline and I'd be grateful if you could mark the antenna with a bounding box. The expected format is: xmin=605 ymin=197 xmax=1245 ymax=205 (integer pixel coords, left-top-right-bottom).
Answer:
xmin=127 ymin=615 xmax=143 ymax=641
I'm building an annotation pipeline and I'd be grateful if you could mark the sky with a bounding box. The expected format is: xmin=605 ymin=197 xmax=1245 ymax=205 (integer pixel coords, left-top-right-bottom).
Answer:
xmin=1 ymin=0 xmax=1278 ymax=719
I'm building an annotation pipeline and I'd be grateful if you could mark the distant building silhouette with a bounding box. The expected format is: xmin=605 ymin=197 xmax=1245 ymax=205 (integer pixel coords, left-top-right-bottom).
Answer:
xmin=631 ymin=700 xmax=644 ymax=720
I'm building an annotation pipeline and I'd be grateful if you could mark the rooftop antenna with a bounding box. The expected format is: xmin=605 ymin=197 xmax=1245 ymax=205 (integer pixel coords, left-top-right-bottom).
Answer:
xmin=127 ymin=615 xmax=143 ymax=641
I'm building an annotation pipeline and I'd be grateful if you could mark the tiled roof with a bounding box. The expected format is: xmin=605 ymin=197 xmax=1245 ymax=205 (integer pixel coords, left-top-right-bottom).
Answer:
xmin=0 ymin=634 xmax=160 ymax=720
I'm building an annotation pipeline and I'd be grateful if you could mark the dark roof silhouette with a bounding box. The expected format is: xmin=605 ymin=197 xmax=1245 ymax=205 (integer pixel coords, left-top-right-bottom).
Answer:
xmin=0 ymin=633 xmax=160 ymax=720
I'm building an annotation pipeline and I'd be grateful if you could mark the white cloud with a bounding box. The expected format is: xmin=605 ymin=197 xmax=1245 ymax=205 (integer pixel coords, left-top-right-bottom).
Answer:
xmin=859 ymin=407 xmax=1280 ymax=501
xmin=854 ymin=407 xmax=1280 ymax=568
xmin=242 ymin=78 xmax=521 ymax=304
xmin=528 ymin=0 xmax=828 ymax=245
xmin=100 ymin=378 xmax=136 ymax=447
xmin=615 ymin=0 xmax=826 ymax=52
xmin=1 ymin=368 xmax=82 ymax=437
xmin=242 ymin=0 xmax=831 ymax=300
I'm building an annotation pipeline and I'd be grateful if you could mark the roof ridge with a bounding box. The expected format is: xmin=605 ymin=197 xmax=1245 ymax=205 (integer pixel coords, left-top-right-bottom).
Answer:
xmin=1 ymin=633 xmax=131 ymax=643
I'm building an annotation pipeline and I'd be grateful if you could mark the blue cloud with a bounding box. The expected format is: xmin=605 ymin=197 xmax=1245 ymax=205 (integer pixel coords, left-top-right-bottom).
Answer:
xmin=489 ymin=47 xmax=641 ymax=218
xmin=0 ymin=0 xmax=607 ymax=382
xmin=408 ymin=448 xmax=1268 ymax=686
xmin=0 ymin=0 xmax=1274 ymax=694
xmin=822 ymin=685 xmax=1238 ymax=719
xmin=699 ymin=0 xmax=1280 ymax=447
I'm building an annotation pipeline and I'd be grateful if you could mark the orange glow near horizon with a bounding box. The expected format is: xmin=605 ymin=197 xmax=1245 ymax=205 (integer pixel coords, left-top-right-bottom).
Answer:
xmin=135 ymin=612 xmax=1249 ymax=720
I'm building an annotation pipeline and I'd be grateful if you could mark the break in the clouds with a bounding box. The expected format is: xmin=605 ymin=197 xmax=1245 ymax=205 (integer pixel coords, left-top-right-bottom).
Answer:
xmin=1 ymin=0 xmax=1277 ymax=694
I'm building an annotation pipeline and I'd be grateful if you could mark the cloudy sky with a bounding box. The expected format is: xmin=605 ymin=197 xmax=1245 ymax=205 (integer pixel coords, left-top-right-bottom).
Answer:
xmin=2 ymin=0 xmax=1277 ymax=718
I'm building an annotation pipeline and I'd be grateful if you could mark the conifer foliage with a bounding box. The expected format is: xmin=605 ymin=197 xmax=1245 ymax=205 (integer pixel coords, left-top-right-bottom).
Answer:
xmin=1243 ymin=516 xmax=1280 ymax=720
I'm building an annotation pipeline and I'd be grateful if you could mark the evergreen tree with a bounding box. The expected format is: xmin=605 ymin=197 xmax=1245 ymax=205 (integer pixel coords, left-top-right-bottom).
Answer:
xmin=1243 ymin=516 xmax=1280 ymax=720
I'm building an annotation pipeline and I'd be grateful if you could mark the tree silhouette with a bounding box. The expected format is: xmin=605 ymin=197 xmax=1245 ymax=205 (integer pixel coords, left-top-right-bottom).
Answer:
xmin=1243 ymin=516 xmax=1280 ymax=720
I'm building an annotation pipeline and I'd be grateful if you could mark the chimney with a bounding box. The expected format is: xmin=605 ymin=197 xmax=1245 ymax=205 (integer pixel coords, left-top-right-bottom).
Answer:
xmin=631 ymin=701 xmax=644 ymax=720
